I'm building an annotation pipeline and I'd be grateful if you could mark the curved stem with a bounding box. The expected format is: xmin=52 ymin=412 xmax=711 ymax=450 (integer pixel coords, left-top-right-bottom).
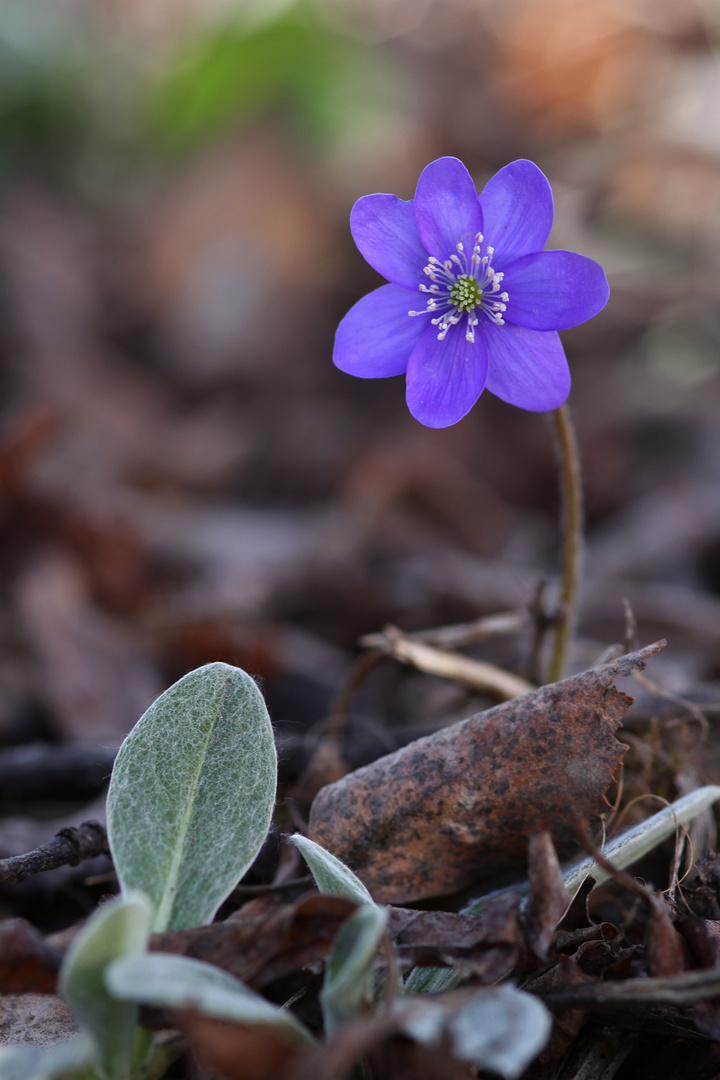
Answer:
xmin=548 ymin=403 xmax=584 ymax=683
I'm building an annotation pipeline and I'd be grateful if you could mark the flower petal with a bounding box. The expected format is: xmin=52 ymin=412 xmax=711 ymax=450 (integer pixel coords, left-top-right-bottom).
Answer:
xmin=413 ymin=157 xmax=484 ymax=261
xmin=405 ymin=322 xmax=489 ymax=427
xmin=482 ymin=322 xmax=570 ymax=411
xmin=502 ymin=250 xmax=610 ymax=331
xmin=479 ymin=160 xmax=554 ymax=264
xmin=350 ymin=194 xmax=428 ymax=289
xmin=333 ymin=284 xmax=427 ymax=378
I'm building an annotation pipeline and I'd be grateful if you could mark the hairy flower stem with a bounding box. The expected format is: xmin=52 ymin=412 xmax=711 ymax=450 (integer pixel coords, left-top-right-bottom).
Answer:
xmin=548 ymin=403 xmax=584 ymax=683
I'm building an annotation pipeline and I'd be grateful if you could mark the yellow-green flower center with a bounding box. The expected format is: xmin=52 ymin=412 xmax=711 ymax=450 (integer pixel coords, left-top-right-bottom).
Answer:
xmin=408 ymin=233 xmax=509 ymax=342
xmin=450 ymin=274 xmax=482 ymax=312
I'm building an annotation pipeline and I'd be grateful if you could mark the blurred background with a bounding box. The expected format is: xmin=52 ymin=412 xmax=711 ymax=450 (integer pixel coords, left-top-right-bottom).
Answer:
xmin=1 ymin=0 xmax=720 ymax=894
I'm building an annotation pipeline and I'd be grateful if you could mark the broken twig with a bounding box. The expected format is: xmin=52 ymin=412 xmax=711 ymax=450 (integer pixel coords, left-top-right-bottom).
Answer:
xmin=362 ymin=625 xmax=534 ymax=701
xmin=0 ymin=821 xmax=109 ymax=884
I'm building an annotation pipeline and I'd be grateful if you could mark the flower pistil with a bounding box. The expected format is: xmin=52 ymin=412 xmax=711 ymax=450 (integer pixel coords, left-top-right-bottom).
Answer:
xmin=409 ymin=232 xmax=509 ymax=343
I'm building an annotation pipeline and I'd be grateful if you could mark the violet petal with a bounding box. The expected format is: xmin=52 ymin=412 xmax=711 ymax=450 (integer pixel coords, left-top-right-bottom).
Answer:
xmin=479 ymin=160 xmax=554 ymax=265
xmin=350 ymin=194 xmax=428 ymax=289
xmin=502 ymin=250 xmax=610 ymax=331
xmin=406 ymin=321 xmax=489 ymax=427
xmin=333 ymin=284 xmax=427 ymax=378
xmin=483 ymin=322 xmax=570 ymax=411
xmin=414 ymin=157 xmax=484 ymax=262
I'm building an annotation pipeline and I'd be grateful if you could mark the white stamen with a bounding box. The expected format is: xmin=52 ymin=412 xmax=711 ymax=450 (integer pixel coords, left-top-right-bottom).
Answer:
xmin=410 ymin=235 xmax=511 ymax=337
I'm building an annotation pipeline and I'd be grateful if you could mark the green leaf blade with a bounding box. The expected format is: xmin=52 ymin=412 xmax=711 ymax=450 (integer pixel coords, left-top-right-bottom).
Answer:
xmin=290 ymin=834 xmax=376 ymax=906
xmin=106 ymin=663 xmax=277 ymax=932
xmin=107 ymin=954 xmax=313 ymax=1045
xmin=320 ymin=904 xmax=387 ymax=1036
xmin=0 ymin=1038 xmax=97 ymax=1080
xmin=59 ymin=892 xmax=153 ymax=1080
xmin=399 ymin=987 xmax=551 ymax=1079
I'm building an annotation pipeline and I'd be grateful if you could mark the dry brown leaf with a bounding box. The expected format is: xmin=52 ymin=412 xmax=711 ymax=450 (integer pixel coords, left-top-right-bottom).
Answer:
xmin=678 ymin=916 xmax=720 ymax=968
xmin=0 ymin=920 xmax=62 ymax=993
xmin=146 ymin=892 xmax=526 ymax=990
xmin=366 ymin=1037 xmax=475 ymax=1080
xmin=524 ymin=832 xmax=571 ymax=963
xmin=646 ymin=895 xmax=685 ymax=978
xmin=181 ymin=1011 xmax=302 ymax=1080
xmin=183 ymin=1010 xmax=403 ymax=1080
xmin=387 ymin=893 xmax=523 ymax=981
xmin=150 ymin=895 xmax=357 ymax=989
xmin=572 ymin=937 xmax=635 ymax=981
xmin=308 ymin=644 xmax=664 ymax=903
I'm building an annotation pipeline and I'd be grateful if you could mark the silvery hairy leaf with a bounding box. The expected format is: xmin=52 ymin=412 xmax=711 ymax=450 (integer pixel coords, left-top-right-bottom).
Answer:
xmin=106 ymin=953 xmax=312 ymax=1045
xmin=107 ymin=663 xmax=277 ymax=932
xmin=59 ymin=891 xmax=153 ymax=1080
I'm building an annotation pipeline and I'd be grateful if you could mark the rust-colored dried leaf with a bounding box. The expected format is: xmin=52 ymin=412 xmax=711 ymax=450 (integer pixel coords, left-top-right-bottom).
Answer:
xmin=309 ymin=646 xmax=663 ymax=902
xmin=0 ymin=919 xmax=63 ymax=993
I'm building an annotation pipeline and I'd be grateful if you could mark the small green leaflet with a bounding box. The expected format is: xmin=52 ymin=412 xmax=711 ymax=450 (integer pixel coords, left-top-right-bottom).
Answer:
xmin=399 ymin=986 xmax=551 ymax=1079
xmin=290 ymin=834 xmax=376 ymax=906
xmin=0 ymin=1039 xmax=97 ymax=1080
xmin=59 ymin=891 xmax=153 ymax=1080
xmin=106 ymin=954 xmax=313 ymax=1045
xmin=320 ymin=904 xmax=387 ymax=1035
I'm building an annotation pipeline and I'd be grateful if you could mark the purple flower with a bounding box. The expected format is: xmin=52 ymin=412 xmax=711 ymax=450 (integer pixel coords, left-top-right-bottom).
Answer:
xmin=333 ymin=157 xmax=609 ymax=428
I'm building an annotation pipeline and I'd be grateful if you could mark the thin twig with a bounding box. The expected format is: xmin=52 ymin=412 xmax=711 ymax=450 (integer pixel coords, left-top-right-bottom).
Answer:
xmin=527 ymin=579 xmax=553 ymax=685
xmin=370 ymin=625 xmax=534 ymax=701
xmin=360 ymin=609 xmax=529 ymax=651
xmin=623 ymin=597 xmax=639 ymax=654
xmin=0 ymin=821 xmax=109 ymax=884
xmin=562 ymin=1004 xmax=710 ymax=1040
xmin=539 ymin=966 xmax=720 ymax=1007
xmin=548 ymin=403 xmax=584 ymax=684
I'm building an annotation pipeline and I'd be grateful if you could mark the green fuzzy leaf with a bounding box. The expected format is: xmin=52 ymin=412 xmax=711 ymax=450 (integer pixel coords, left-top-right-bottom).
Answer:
xmin=59 ymin=892 xmax=153 ymax=1080
xmin=290 ymin=834 xmax=376 ymax=906
xmin=400 ymin=986 xmax=551 ymax=1079
xmin=106 ymin=954 xmax=313 ymax=1045
xmin=0 ymin=1039 xmax=97 ymax=1080
xmin=320 ymin=904 xmax=387 ymax=1035
xmin=107 ymin=662 xmax=277 ymax=932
